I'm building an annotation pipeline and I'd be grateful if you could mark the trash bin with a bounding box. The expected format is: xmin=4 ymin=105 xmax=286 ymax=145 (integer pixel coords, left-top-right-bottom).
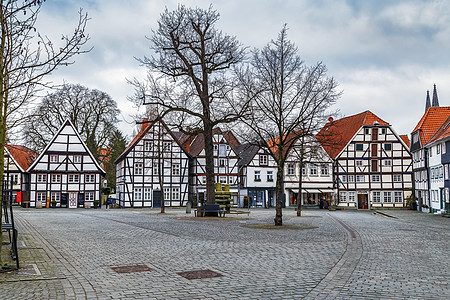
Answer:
xmin=412 ymin=202 xmax=417 ymax=211
xmin=36 ymin=200 xmax=42 ymax=209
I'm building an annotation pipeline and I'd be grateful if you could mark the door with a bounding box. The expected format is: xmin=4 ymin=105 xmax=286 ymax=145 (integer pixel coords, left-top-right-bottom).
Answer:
xmin=357 ymin=194 xmax=368 ymax=209
xmin=60 ymin=193 xmax=68 ymax=208
xmin=68 ymin=192 xmax=78 ymax=208
xmin=153 ymin=190 xmax=161 ymax=208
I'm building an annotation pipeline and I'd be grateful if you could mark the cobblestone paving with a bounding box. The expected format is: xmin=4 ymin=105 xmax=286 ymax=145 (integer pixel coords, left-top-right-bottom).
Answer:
xmin=1 ymin=207 xmax=448 ymax=299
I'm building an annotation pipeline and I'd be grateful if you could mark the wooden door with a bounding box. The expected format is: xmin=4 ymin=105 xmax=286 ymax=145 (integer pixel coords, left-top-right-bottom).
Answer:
xmin=371 ymin=144 xmax=378 ymax=157
xmin=153 ymin=190 xmax=161 ymax=208
xmin=372 ymin=128 xmax=378 ymax=141
xmin=358 ymin=194 xmax=368 ymax=209
xmin=68 ymin=192 xmax=78 ymax=208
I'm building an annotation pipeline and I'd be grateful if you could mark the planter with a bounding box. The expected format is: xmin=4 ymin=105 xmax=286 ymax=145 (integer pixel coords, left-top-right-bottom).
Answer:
xmin=51 ymin=202 xmax=57 ymax=208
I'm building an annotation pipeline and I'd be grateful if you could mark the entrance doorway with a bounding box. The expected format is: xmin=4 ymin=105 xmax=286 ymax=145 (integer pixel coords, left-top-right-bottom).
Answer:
xmin=153 ymin=190 xmax=161 ymax=208
xmin=68 ymin=192 xmax=78 ymax=208
xmin=357 ymin=194 xmax=368 ymax=209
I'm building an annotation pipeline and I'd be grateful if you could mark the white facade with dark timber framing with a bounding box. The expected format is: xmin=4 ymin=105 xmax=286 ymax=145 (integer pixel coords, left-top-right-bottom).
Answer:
xmin=115 ymin=120 xmax=191 ymax=208
xmin=317 ymin=111 xmax=413 ymax=209
xmin=182 ymin=128 xmax=240 ymax=206
xmin=27 ymin=120 xmax=105 ymax=208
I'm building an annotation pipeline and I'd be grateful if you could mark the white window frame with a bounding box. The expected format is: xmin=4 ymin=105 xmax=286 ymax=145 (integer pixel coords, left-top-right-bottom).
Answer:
xmin=50 ymin=155 xmax=58 ymax=163
xmin=384 ymin=160 xmax=392 ymax=166
xmin=340 ymin=192 xmax=347 ymax=202
xmin=219 ymin=176 xmax=227 ymax=183
xmin=371 ymin=174 xmax=380 ymax=182
xmin=348 ymin=175 xmax=355 ymax=182
xmin=68 ymin=174 xmax=80 ymax=183
xmin=393 ymin=174 xmax=401 ymax=182
xmin=356 ymin=160 xmax=363 ymax=166
xmin=135 ymin=163 xmax=143 ymax=175
xmin=267 ymin=171 xmax=273 ymax=182
xmin=373 ymin=191 xmax=381 ymax=203
xmin=51 ymin=174 xmax=61 ymax=183
xmin=144 ymin=188 xmax=152 ymax=200
xmin=394 ymin=191 xmax=403 ymax=203
xmin=85 ymin=174 xmax=96 ymax=183
xmin=219 ymin=158 xmax=226 ymax=167
xmin=172 ymin=163 xmax=180 ymax=176
xmin=254 ymin=170 xmax=261 ymax=181
xmin=37 ymin=174 xmax=46 ymax=183
xmin=310 ymin=164 xmax=318 ymax=176
xmin=287 ymin=164 xmax=295 ymax=175
xmin=73 ymin=155 xmax=82 ymax=163
xmin=164 ymin=188 xmax=170 ymax=200
xmin=383 ymin=191 xmax=392 ymax=203
xmin=259 ymin=154 xmax=268 ymax=166
xmin=37 ymin=192 xmax=46 ymax=202
xmin=134 ymin=188 xmax=142 ymax=200
xmin=85 ymin=192 xmax=95 ymax=202
xmin=51 ymin=192 xmax=60 ymax=202
xmin=321 ymin=165 xmax=328 ymax=176
xmin=172 ymin=188 xmax=180 ymax=200
xmin=348 ymin=191 xmax=355 ymax=202
xmin=144 ymin=141 xmax=152 ymax=152
xmin=356 ymin=175 xmax=365 ymax=182
xmin=163 ymin=141 xmax=172 ymax=152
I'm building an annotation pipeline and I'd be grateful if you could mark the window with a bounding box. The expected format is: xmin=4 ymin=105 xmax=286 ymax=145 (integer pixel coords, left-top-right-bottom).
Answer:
xmin=219 ymin=176 xmax=227 ymax=183
xmin=384 ymin=143 xmax=392 ymax=151
xmin=365 ymin=128 xmax=370 ymax=135
xmin=356 ymin=175 xmax=365 ymax=182
xmin=302 ymin=166 xmax=306 ymax=175
xmin=134 ymin=188 xmax=142 ymax=200
xmin=429 ymin=148 xmax=432 ymax=157
xmin=37 ymin=174 xmax=46 ymax=183
xmin=259 ymin=155 xmax=268 ymax=166
xmin=254 ymin=170 xmax=261 ymax=181
xmin=85 ymin=192 xmax=94 ymax=202
xmin=340 ymin=175 xmax=347 ymax=182
xmin=443 ymin=143 xmax=447 ymax=154
xmin=340 ymin=192 xmax=347 ymax=202
xmin=68 ymin=174 xmax=79 ymax=183
xmin=445 ymin=164 xmax=449 ymax=180
xmin=153 ymin=165 xmax=159 ymax=175
xmin=356 ymin=160 xmax=363 ymax=166
xmin=85 ymin=174 xmax=96 ymax=183
xmin=51 ymin=192 xmax=60 ymax=202
xmin=172 ymin=164 xmax=180 ymax=175
xmin=50 ymin=155 xmax=58 ymax=163
xmin=214 ymin=144 xmax=218 ymax=150
xmin=172 ymin=188 xmax=180 ymax=200
xmin=202 ymin=176 xmax=206 ymax=184
xmin=267 ymin=171 xmax=273 ymax=181
xmin=144 ymin=141 xmax=152 ymax=152
xmin=135 ymin=163 xmax=143 ymax=175
xmin=384 ymin=160 xmax=392 ymax=166
xmin=164 ymin=188 xmax=170 ymax=200
xmin=394 ymin=191 xmax=403 ymax=203
xmin=381 ymin=128 xmax=386 ymax=134
xmin=348 ymin=191 xmax=355 ymax=202
xmin=219 ymin=159 xmax=226 ymax=167
xmin=373 ymin=191 xmax=381 ymax=203
xmin=287 ymin=164 xmax=295 ymax=175
xmin=310 ymin=164 xmax=317 ymax=176
xmin=163 ymin=142 xmax=171 ymax=152
xmin=348 ymin=175 xmax=355 ymax=182
xmin=37 ymin=192 xmax=46 ymax=202
xmin=51 ymin=174 xmax=61 ymax=183
xmin=355 ymin=144 xmax=364 ymax=151
xmin=321 ymin=165 xmax=328 ymax=176
xmin=73 ymin=155 xmax=82 ymax=163
xmin=229 ymin=176 xmax=234 ymax=184
xmin=393 ymin=174 xmax=401 ymax=182
xmin=437 ymin=144 xmax=441 ymax=155
xmin=219 ymin=144 xmax=226 ymax=157
xmin=371 ymin=174 xmax=380 ymax=182
xmin=383 ymin=191 xmax=392 ymax=203
xmin=144 ymin=188 xmax=152 ymax=200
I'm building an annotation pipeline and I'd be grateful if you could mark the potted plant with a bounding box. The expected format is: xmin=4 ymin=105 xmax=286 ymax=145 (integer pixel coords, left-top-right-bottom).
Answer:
xmin=93 ymin=200 xmax=99 ymax=208
xmin=51 ymin=199 xmax=57 ymax=208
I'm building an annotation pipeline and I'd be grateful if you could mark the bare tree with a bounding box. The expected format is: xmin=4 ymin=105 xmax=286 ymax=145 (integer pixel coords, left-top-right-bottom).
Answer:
xmin=0 ymin=0 xmax=89 ymax=267
xmin=238 ymin=26 xmax=340 ymax=226
xmin=130 ymin=5 xmax=247 ymax=206
xmin=23 ymin=84 xmax=120 ymax=160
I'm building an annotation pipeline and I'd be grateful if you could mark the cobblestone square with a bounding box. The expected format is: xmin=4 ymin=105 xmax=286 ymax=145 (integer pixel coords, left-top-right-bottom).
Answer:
xmin=1 ymin=208 xmax=449 ymax=299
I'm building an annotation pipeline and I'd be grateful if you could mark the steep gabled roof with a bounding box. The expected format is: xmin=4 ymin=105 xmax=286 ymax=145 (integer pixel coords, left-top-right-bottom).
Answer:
xmin=5 ymin=145 xmax=38 ymax=172
xmin=425 ymin=116 xmax=450 ymax=146
xmin=316 ymin=110 xmax=389 ymax=159
xmin=27 ymin=119 xmax=105 ymax=174
xmin=412 ymin=106 xmax=450 ymax=146
xmin=114 ymin=119 xmax=191 ymax=164
xmin=235 ymin=143 xmax=260 ymax=168
xmin=399 ymin=135 xmax=410 ymax=148
xmin=267 ymin=131 xmax=300 ymax=160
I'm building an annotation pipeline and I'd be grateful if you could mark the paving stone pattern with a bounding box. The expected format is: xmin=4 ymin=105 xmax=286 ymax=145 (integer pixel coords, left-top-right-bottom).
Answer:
xmin=1 ymin=208 xmax=448 ymax=299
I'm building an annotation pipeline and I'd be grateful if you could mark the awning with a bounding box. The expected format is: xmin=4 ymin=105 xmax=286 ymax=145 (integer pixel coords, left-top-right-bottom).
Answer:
xmin=289 ymin=188 xmax=335 ymax=194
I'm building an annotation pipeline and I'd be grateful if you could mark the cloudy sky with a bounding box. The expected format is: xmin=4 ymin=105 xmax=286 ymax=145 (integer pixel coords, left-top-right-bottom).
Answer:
xmin=38 ymin=0 xmax=450 ymax=139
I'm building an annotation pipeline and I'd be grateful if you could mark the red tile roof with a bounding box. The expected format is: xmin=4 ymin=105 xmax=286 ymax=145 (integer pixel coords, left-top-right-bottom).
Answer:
xmin=399 ymin=135 xmax=410 ymax=148
xmin=425 ymin=116 xmax=450 ymax=146
xmin=316 ymin=110 xmax=389 ymax=159
xmin=412 ymin=106 xmax=450 ymax=146
xmin=5 ymin=145 xmax=38 ymax=171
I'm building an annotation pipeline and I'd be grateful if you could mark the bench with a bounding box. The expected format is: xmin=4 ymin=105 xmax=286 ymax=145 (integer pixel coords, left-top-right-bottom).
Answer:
xmin=195 ymin=204 xmax=226 ymax=217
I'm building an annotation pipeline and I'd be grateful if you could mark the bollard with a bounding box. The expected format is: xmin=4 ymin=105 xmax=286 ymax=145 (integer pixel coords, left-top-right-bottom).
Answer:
xmin=186 ymin=201 xmax=192 ymax=214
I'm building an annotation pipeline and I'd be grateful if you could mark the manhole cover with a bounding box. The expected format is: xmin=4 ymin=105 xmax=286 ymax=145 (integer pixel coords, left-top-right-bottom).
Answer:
xmin=15 ymin=264 xmax=41 ymax=276
xmin=111 ymin=264 xmax=152 ymax=274
xmin=177 ymin=269 xmax=223 ymax=280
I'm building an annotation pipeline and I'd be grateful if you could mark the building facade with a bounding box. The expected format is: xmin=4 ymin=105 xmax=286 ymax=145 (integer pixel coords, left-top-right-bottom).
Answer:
xmin=27 ymin=120 xmax=105 ymax=208
xmin=115 ymin=120 xmax=191 ymax=208
xmin=317 ymin=111 xmax=413 ymax=209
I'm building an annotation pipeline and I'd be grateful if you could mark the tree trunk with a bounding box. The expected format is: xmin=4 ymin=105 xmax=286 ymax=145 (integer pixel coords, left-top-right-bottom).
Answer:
xmin=0 ymin=116 xmax=6 ymax=266
xmin=274 ymin=164 xmax=284 ymax=226
xmin=297 ymin=161 xmax=303 ymax=217
xmin=203 ymin=120 xmax=215 ymax=205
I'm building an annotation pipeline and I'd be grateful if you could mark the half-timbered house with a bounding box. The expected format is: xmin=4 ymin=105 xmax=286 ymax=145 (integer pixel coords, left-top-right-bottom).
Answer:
xmin=182 ymin=128 xmax=240 ymax=206
xmin=27 ymin=120 xmax=105 ymax=208
xmin=236 ymin=144 xmax=277 ymax=208
xmin=284 ymin=136 xmax=335 ymax=207
xmin=4 ymin=145 xmax=37 ymax=206
xmin=411 ymin=106 xmax=450 ymax=212
xmin=317 ymin=111 xmax=413 ymax=209
xmin=115 ymin=120 xmax=191 ymax=208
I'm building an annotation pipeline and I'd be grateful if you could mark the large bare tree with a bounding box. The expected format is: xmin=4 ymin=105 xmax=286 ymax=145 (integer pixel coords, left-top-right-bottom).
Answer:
xmin=24 ymin=83 xmax=120 ymax=159
xmin=0 ymin=0 xmax=89 ymax=267
xmin=238 ymin=26 xmax=340 ymax=225
xmin=130 ymin=5 xmax=247 ymax=206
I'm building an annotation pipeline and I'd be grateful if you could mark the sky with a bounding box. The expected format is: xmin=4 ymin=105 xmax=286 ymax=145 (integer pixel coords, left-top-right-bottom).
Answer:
xmin=37 ymin=0 xmax=450 ymax=140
